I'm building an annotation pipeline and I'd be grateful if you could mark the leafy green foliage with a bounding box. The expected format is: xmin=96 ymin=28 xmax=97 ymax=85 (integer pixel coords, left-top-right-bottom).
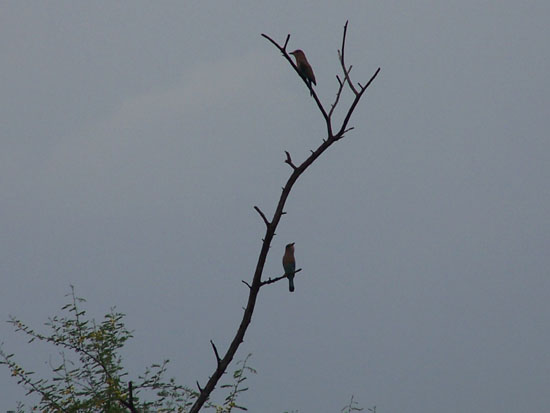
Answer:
xmin=218 ymin=354 xmax=256 ymax=412
xmin=0 ymin=287 xmax=252 ymax=412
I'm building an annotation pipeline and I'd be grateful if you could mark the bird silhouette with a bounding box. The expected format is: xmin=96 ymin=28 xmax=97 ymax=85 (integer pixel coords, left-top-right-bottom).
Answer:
xmin=282 ymin=242 xmax=296 ymax=292
xmin=290 ymin=49 xmax=316 ymax=95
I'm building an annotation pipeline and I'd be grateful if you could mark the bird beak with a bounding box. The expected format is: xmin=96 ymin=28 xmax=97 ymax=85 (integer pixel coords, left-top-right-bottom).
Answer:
xmin=290 ymin=242 xmax=295 ymax=246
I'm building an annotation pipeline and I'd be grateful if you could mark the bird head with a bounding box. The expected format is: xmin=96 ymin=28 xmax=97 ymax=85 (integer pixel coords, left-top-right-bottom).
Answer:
xmin=289 ymin=49 xmax=305 ymax=59
xmin=285 ymin=242 xmax=295 ymax=251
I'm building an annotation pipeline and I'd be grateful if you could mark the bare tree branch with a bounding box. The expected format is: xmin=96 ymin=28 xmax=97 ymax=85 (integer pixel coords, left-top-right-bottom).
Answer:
xmin=336 ymin=67 xmax=381 ymax=138
xmin=189 ymin=22 xmax=380 ymax=413
xmin=253 ymin=206 xmax=270 ymax=226
xmin=338 ymin=21 xmax=358 ymax=96
xmin=329 ymin=73 xmax=346 ymax=119
xmin=260 ymin=268 xmax=303 ymax=287
xmin=282 ymin=34 xmax=290 ymax=51
xmin=210 ymin=340 xmax=222 ymax=366
xmin=284 ymin=151 xmax=298 ymax=169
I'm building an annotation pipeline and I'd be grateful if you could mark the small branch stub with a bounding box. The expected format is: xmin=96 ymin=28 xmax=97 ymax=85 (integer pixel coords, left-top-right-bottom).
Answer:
xmin=283 ymin=34 xmax=290 ymax=50
xmin=284 ymin=151 xmax=297 ymax=169
xmin=121 ymin=381 xmax=138 ymax=413
xmin=210 ymin=340 xmax=222 ymax=365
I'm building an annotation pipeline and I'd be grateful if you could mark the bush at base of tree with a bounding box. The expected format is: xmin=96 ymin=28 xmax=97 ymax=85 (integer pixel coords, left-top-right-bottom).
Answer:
xmin=0 ymin=286 xmax=253 ymax=413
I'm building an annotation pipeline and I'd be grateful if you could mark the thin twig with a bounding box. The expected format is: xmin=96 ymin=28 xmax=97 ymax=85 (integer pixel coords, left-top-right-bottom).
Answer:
xmin=283 ymin=34 xmax=290 ymax=51
xmin=254 ymin=206 xmax=270 ymax=226
xmin=260 ymin=268 xmax=302 ymax=287
xmin=339 ymin=21 xmax=358 ymax=96
xmin=284 ymin=151 xmax=297 ymax=169
xmin=336 ymin=67 xmax=381 ymax=137
xmin=329 ymin=73 xmax=346 ymax=119
xmin=360 ymin=67 xmax=381 ymax=93
xmin=210 ymin=340 xmax=222 ymax=366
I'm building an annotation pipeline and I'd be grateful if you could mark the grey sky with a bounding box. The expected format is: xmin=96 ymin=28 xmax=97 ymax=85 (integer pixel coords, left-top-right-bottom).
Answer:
xmin=1 ymin=2 xmax=549 ymax=412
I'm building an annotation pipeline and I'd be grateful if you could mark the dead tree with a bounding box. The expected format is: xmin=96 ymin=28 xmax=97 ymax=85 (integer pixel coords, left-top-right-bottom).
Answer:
xmin=189 ymin=21 xmax=380 ymax=413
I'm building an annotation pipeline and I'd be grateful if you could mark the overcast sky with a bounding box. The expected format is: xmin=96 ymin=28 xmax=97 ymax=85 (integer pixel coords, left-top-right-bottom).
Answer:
xmin=1 ymin=2 xmax=549 ymax=412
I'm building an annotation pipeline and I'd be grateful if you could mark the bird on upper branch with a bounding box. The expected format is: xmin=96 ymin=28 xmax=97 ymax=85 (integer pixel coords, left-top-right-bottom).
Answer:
xmin=290 ymin=49 xmax=316 ymax=95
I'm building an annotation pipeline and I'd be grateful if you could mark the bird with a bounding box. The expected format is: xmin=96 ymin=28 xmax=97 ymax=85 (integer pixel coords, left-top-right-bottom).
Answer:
xmin=289 ymin=49 xmax=316 ymax=95
xmin=282 ymin=242 xmax=296 ymax=292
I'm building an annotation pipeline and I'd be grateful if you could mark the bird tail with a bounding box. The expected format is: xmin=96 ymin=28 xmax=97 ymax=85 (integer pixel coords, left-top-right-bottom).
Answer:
xmin=307 ymin=80 xmax=314 ymax=96
xmin=288 ymin=275 xmax=295 ymax=292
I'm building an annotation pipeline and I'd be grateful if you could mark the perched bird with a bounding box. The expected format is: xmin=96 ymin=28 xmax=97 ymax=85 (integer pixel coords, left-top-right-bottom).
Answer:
xmin=289 ymin=49 xmax=316 ymax=94
xmin=282 ymin=242 xmax=296 ymax=292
